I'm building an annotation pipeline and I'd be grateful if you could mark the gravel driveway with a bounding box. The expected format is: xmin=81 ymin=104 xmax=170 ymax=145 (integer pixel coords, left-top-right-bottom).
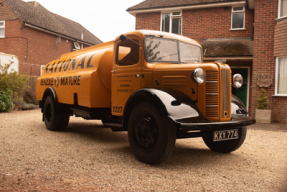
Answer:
xmin=1 ymin=109 xmax=287 ymax=191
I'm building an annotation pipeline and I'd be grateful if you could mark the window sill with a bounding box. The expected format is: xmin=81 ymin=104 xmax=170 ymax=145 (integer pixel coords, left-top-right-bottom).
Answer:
xmin=230 ymin=28 xmax=246 ymax=31
xmin=272 ymin=94 xmax=287 ymax=97
xmin=275 ymin=16 xmax=287 ymax=23
xmin=0 ymin=36 xmax=5 ymax=38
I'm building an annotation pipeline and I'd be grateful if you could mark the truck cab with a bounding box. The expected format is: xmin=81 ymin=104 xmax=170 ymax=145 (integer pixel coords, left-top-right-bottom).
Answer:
xmin=37 ymin=30 xmax=255 ymax=164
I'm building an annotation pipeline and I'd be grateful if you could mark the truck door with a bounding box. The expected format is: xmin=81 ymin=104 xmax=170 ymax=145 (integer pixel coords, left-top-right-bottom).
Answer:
xmin=111 ymin=36 xmax=142 ymax=116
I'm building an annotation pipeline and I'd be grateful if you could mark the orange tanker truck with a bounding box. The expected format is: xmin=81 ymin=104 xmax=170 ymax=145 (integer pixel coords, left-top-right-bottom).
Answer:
xmin=36 ymin=30 xmax=255 ymax=164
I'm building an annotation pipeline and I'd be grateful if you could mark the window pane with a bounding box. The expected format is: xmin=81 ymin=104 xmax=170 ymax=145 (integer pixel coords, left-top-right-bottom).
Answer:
xmin=162 ymin=13 xmax=170 ymax=32
xmin=232 ymin=13 xmax=244 ymax=29
xmin=278 ymin=57 xmax=287 ymax=94
xmin=172 ymin=18 xmax=181 ymax=35
xmin=0 ymin=29 xmax=4 ymax=37
xmin=0 ymin=22 xmax=4 ymax=27
xmin=281 ymin=0 xmax=287 ymax=17
xmin=233 ymin=7 xmax=244 ymax=12
xmin=179 ymin=42 xmax=202 ymax=63
xmin=145 ymin=37 xmax=179 ymax=62
xmin=117 ymin=39 xmax=139 ymax=66
xmin=172 ymin=12 xmax=181 ymax=16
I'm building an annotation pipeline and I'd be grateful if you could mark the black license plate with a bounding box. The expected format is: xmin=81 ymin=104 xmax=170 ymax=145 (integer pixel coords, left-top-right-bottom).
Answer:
xmin=213 ymin=129 xmax=239 ymax=142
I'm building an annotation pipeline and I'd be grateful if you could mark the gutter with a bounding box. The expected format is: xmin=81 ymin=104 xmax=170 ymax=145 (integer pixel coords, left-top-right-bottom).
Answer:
xmin=127 ymin=1 xmax=246 ymax=16
xmin=24 ymin=22 xmax=95 ymax=46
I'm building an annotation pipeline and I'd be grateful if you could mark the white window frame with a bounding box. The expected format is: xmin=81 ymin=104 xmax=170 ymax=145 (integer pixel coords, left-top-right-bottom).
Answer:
xmin=231 ymin=6 xmax=245 ymax=30
xmin=278 ymin=0 xmax=287 ymax=18
xmin=275 ymin=56 xmax=287 ymax=96
xmin=0 ymin=21 xmax=5 ymax=38
xmin=73 ymin=42 xmax=81 ymax=51
xmin=160 ymin=11 xmax=182 ymax=35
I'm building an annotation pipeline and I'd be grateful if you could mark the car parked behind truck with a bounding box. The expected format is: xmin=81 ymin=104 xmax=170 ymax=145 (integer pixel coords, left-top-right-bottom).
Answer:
xmin=36 ymin=30 xmax=255 ymax=164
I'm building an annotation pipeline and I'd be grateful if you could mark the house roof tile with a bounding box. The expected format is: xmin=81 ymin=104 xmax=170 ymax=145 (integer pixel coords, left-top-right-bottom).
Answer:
xmin=5 ymin=0 xmax=102 ymax=45
xmin=127 ymin=0 xmax=241 ymax=11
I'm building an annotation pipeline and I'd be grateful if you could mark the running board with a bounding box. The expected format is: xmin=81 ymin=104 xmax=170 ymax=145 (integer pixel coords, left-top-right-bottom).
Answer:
xmin=103 ymin=123 xmax=125 ymax=132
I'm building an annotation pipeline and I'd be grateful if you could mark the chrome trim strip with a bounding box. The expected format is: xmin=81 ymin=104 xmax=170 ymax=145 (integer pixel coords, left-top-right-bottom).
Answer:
xmin=206 ymin=105 xmax=219 ymax=108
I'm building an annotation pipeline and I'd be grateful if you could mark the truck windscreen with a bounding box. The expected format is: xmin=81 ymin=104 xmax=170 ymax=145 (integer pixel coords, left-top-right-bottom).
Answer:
xmin=145 ymin=36 xmax=202 ymax=64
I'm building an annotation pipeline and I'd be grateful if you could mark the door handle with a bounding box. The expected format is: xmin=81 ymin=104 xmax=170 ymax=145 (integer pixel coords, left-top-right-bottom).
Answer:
xmin=111 ymin=70 xmax=115 ymax=73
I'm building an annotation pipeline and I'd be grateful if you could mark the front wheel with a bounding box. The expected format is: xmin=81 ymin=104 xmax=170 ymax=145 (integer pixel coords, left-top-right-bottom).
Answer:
xmin=43 ymin=96 xmax=69 ymax=131
xmin=128 ymin=102 xmax=176 ymax=164
xmin=202 ymin=127 xmax=247 ymax=153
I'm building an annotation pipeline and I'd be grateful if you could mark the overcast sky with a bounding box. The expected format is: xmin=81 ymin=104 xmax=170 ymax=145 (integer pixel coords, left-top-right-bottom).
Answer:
xmin=23 ymin=0 xmax=143 ymax=42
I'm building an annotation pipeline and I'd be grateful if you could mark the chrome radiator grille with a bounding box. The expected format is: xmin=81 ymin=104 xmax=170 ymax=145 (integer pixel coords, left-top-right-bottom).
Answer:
xmin=221 ymin=68 xmax=231 ymax=119
xmin=205 ymin=71 xmax=219 ymax=119
xmin=205 ymin=68 xmax=231 ymax=120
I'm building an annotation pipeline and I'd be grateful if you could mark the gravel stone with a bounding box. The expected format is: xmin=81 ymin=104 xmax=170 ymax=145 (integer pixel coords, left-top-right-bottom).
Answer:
xmin=0 ymin=109 xmax=287 ymax=191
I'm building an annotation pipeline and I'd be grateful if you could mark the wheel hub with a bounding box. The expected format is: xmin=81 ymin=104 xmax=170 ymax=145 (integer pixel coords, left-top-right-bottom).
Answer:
xmin=135 ymin=116 xmax=157 ymax=149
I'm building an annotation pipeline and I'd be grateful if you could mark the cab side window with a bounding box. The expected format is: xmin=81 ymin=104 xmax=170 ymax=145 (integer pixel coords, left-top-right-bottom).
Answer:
xmin=116 ymin=39 xmax=139 ymax=66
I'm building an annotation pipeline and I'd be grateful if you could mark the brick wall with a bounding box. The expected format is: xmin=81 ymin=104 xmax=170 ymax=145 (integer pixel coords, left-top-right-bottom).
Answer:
xmin=273 ymin=18 xmax=287 ymax=123
xmin=251 ymin=0 xmax=287 ymax=123
xmin=136 ymin=12 xmax=161 ymax=31
xmin=0 ymin=0 xmax=17 ymax=20
xmin=274 ymin=18 xmax=287 ymax=57
xmin=182 ymin=7 xmax=253 ymax=42
xmin=0 ymin=19 xmax=73 ymax=76
xmin=135 ymin=6 xmax=254 ymax=43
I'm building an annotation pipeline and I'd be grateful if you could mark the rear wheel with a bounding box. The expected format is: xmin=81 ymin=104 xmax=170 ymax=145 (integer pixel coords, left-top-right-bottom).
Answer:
xmin=128 ymin=102 xmax=176 ymax=164
xmin=43 ymin=96 xmax=69 ymax=131
xmin=202 ymin=127 xmax=247 ymax=153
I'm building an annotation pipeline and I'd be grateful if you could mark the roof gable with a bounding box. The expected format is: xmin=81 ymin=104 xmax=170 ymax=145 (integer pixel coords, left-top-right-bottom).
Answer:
xmin=0 ymin=0 xmax=18 ymax=20
xmin=4 ymin=0 xmax=102 ymax=45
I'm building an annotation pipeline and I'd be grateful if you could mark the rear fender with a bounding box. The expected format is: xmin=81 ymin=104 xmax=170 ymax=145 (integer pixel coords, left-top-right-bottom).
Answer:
xmin=41 ymin=87 xmax=58 ymax=111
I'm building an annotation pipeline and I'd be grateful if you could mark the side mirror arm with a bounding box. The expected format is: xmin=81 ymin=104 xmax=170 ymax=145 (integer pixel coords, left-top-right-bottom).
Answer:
xmin=119 ymin=35 xmax=141 ymax=47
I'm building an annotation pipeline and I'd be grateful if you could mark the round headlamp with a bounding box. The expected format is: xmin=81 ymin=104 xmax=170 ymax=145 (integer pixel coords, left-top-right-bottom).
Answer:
xmin=233 ymin=74 xmax=243 ymax=88
xmin=192 ymin=68 xmax=205 ymax=84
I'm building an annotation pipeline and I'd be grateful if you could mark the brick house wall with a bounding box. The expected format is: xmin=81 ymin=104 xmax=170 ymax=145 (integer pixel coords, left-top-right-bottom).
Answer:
xmin=251 ymin=0 xmax=287 ymax=123
xmin=136 ymin=12 xmax=161 ymax=31
xmin=274 ymin=19 xmax=287 ymax=57
xmin=0 ymin=19 xmax=74 ymax=76
xmin=135 ymin=7 xmax=254 ymax=43
xmin=274 ymin=18 xmax=287 ymax=123
xmin=182 ymin=7 xmax=253 ymax=42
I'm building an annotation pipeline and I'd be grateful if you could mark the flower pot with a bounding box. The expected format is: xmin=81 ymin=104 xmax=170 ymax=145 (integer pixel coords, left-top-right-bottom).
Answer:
xmin=255 ymin=109 xmax=271 ymax=123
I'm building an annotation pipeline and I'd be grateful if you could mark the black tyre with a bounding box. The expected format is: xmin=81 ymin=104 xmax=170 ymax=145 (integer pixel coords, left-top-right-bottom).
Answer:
xmin=202 ymin=127 xmax=247 ymax=153
xmin=128 ymin=102 xmax=176 ymax=164
xmin=43 ymin=96 xmax=69 ymax=131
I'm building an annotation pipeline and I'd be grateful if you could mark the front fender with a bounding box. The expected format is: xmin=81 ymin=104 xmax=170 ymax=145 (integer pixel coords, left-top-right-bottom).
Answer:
xmin=123 ymin=88 xmax=208 ymax=128
xmin=231 ymin=95 xmax=247 ymax=114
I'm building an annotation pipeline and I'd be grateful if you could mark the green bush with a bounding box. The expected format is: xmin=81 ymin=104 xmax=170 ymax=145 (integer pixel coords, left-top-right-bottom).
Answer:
xmin=0 ymin=62 xmax=30 ymax=106
xmin=257 ymin=88 xmax=269 ymax=109
xmin=0 ymin=88 xmax=14 ymax=112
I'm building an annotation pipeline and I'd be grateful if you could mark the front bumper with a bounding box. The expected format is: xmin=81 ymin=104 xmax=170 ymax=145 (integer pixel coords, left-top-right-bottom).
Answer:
xmin=177 ymin=115 xmax=256 ymax=132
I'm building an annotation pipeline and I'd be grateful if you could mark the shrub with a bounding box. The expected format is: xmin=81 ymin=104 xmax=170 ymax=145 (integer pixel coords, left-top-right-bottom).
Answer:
xmin=0 ymin=62 xmax=30 ymax=106
xmin=257 ymin=88 xmax=269 ymax=109
xmin=23 ymin=89 xmax=38 ymax=105
xmin=0 ymin=88 xmax=14 ymax=112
